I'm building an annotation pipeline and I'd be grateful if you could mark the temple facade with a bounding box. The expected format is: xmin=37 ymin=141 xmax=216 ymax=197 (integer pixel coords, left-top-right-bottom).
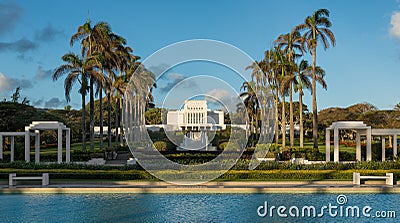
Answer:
xmin=166 ymin=100 xmax=225 ymax=151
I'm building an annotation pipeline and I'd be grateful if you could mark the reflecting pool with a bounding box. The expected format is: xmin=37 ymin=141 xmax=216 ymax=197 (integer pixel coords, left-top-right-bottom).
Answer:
xmin=0 ymin=193 xmax=398 ymax=222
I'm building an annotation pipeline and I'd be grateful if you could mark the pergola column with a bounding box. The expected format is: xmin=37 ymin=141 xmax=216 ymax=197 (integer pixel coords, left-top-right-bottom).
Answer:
xmin=382 ymin=136 xmax=386 ymax=162
xmin=356 ymin=132 xmax=361 ymax=161
xmin=366 ymin=127 xmax=372 ymax=161
xmin=57 ymin=127 xmax=62 ymax=164
xmin=394 ymin=134 xmax=398 ymax=159
xmin=24 ymin=130 xmax=30 ymax=162
xmin=334 ymin=127 xmax=339 ymax=162
xmin=35 ymin=130 xmax=40 ymax=163
xmin=325 ymin=129 xmax=330 ymax=162
xmin=10 ymin=136 xmax=14 ymax=162
xmin=66 ymin=129 xmax=70 ymax=163
xmin=0 ymin=134 xmax=3 ymax=160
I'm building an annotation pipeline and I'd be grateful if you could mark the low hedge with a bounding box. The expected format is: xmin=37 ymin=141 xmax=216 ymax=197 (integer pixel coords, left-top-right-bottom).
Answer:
xmin=0 ymin=169 xmax=399 ymax=181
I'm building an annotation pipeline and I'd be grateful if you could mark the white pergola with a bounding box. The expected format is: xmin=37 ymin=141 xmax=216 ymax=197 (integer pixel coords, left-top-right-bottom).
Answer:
xmin=0 ymin=131 xmax=39 ymax=162
xmin=370 ymin=129 xmax=399 ymax=161
xmin=326 ymin=121 xmax=371 ymax=162
xmin=326 ymin=121 xmax=400 ymax=162
xmin=24 ymin=121 xmax=70 ymax=164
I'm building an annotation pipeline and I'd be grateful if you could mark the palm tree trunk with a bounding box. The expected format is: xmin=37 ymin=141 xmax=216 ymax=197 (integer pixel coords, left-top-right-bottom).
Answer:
xmin=107 ymin=92 xmax=112 ymax=148
xmin=119 ymin=98 xmax=124 ymax=146
xmin=299 ymin=89 xmax=304 ymax=148
xmin=89 ymin=77 xmax=95 ymax=150
xmin=99 ymin=87 xmax=104 ymax=149
xmin=275 ymin=87 xmax=279 ymax=145
xmin=289 ymin=83 xmax=294 ymax=147
xmin=281 ymin=94 xmax=286 ymax=148
xmin=115 ymin=96 xmax=120 ymax=149
xmin=312 ymin=46 xmax=318 ymax=149
xmin=81 ymin=93 xmax=86 ymax=150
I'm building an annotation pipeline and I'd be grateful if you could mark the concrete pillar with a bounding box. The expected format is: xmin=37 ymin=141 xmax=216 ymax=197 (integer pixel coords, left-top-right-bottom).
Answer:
xmin=382 ymin=137 xmax=386 ymax=162
xmin=35 ymin=130 xmax=40 ymax=163
xmin=334 ymin=127 xmax=339 ymax=162
xmin=66 ymin=129 xmax=70 ymax=163
xmin=325 ymin=129 xmax=330 ymax=162
xmin=394 ymin=134 xmax=398 ymax=159
xmin=57 ymin=127 xmax=62 ymax=164
xmin=0 ymin=134 xmax=3 ymax=160
xmin=356 ymin=132 xmax=361 ymax=161
xmin=10 ymin=136 xmax=14 ymax=162
xmin=366 ymin=127 xmax=372 ymax=161
xmin=25 ymin=130 xmax=30 ymax=162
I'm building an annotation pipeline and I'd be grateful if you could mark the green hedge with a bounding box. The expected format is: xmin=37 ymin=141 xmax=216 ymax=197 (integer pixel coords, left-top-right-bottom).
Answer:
xmin=0 ymin=168 xmax=399 ymax=181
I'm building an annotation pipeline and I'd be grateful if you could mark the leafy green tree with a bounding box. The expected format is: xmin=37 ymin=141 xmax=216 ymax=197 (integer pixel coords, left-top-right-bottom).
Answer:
xmin=145 ymin=108 xmax=167 ymax=125
xmin=293 ymin=8 xmax=335 ymax=149
xmin=11 ymin=87 xmax=21 ymax=103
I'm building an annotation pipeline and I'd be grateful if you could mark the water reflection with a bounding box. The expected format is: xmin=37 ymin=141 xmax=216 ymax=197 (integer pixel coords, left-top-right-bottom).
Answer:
xmin=0 ymin=194 xmax=398 ymax=222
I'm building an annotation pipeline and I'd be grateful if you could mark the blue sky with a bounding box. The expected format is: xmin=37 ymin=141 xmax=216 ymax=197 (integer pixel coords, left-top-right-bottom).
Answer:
xmin=1 ymin=0 xmax=400 ymax=111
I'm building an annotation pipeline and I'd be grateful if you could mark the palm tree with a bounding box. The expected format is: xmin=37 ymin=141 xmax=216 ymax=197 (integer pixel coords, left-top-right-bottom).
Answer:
xmin=274 ymin=31 xmax=302 ymax=147
xmin=240 ymin=81 xmax=259 ymax=145
xmin=127 ymin=64 xmax=156 ymax=143
xmin=293 ymin=8 xmax=335 ymax=148
xmin=246 ymin=61 xmax=265 ymax=139
xmin=70 ymin=20 xmax=111 ymax=150
xmin=53 ymin=53 xmax=91 ymax=150
xmin=262 ymin=49 xmax=280 ymax=145
xmin=285 ymin=60 xmax=327 ymax=148
xmin=273 ymin=48 xmax=291 ymax=148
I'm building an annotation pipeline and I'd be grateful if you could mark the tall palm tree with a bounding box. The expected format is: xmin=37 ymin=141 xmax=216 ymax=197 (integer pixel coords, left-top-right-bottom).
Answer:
xmin=274 ymin=31 xmax=302 ymax=147
xmin=246 ymin=61 xmax=265 ymax=139
xmin=285 ymin=60 xmax=327 ymax=148
xmin=53 ymin=53 xmax=91 ymax=150
xmin=262 ymin=49 xmax=280 ymax=145
xmin=70 ymin=20 xmax=110 ymax=150
xmin=126 ymin=63 xmax=156 ymax=143
xmin=240 ymin=81 xmax=259 ymax=146
xmin=273 ymin=48 xmax=290 ymax=148
xmin=293 ymin=8 xmax=335 ymax=148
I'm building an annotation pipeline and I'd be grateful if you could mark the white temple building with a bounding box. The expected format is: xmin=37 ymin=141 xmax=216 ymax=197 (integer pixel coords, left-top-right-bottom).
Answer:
xmin=166 ymin=100 xmax=225 ymax=151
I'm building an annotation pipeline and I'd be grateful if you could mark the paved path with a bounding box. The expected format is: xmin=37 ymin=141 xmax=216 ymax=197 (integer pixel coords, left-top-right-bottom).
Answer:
xmin=1 ymin=181 xmax=399 ymax=194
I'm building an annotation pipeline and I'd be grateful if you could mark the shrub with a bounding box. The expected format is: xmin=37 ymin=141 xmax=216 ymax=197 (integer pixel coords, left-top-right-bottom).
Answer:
xmin=218 ymin=141 xmax=228 ymax=150
xmin=153 ymin=141 xmax=167 ymax=151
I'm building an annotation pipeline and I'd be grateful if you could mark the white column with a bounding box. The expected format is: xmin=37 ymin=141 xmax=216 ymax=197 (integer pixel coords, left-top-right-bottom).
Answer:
xmin=394 ymin=134 xmax=398 ymax=159
xmin=366 ymin=127 xmax=372 ymax=161
xmin=325 ymin=129 xmax=330 ymax=162
xmin=66 ymin=129 xmax=70 ymax=163
xmin=356 ymin=132 xmax=361 ymax=161
xmin=10 ymin=136 xmax=14 ymax=162
xmin=382 ymin=136 xmax=386 ymax=162
xmin=35 ymin=130 xmax=40 ymax=163
xmin=57 ymin=127 xmax=62 ymax=164
xmin=25 ymin=130 xmax=30 ymax=162
xmin=334 ymin=127 xmax=339 ymax=162
xmin=0 ymin=134 xmax=3 ymax=160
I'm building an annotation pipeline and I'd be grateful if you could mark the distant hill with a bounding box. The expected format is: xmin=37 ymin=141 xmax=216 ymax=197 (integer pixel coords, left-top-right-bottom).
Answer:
xmin=318 ymin=103 xmax=400 ymax=129
xmin=0 ymin=102 xmax=63 ymax=132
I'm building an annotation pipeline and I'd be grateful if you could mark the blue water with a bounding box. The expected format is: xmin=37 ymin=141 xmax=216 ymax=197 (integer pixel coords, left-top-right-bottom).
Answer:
xmin=0 ymin=193 xmax=398 ymax=222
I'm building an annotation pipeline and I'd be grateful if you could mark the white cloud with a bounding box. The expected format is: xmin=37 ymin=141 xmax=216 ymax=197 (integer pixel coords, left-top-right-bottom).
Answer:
xmin=390 ymin=12 xmax=400 ymax=39
xmin=44 ymin=97 xmax=67 ymax=108
xmin=34 ymin=66 xmax=53 ymax=80
xmin=0 ymin=73 xmax=12 ymax=92
xmin=0 ymin=72 xmax=33 ymax=93
xmin=206 ymin=89 xmax=240 ymax=112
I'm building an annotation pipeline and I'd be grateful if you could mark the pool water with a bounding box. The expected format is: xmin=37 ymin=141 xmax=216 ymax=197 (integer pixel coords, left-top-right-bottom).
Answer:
xmin=0 ymin=193 xmax=398 ymax=222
